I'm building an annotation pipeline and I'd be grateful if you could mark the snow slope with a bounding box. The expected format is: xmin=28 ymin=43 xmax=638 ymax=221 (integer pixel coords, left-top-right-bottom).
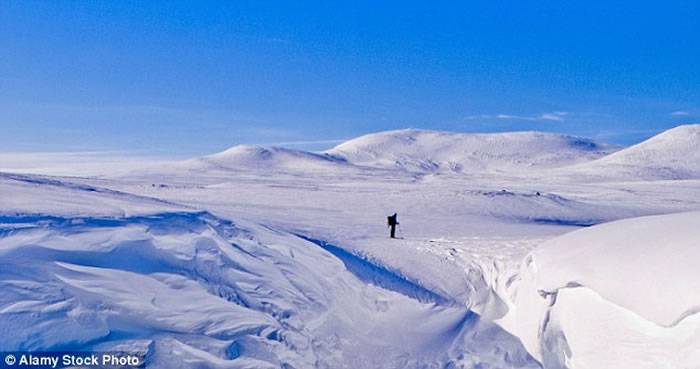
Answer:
xmin=119 ymin=145 xmax=365 ymax=182
xmin=506 ymin=211 xmax=700 ymax=369
xmin=143 ymin=145 xmax=354 ymax=178
xmin=0 ymin=151 xmax=172 ymax=176
xmin=327 ymin=129 xmax=617 ymax=173
xmin=0 ymin=175 xmax=539 ymax=369
xmin=194 ymin=145 xmax=349 ymax=172
xmin=571 ymin=124 xmax=700 ymax=180
xmin=0 ymin=172 xmax=188 ymax=217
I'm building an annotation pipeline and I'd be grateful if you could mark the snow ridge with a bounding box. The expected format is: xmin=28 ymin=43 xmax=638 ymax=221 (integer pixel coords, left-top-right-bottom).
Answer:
xmin=572 ymin=124 xmax=700 ymax=180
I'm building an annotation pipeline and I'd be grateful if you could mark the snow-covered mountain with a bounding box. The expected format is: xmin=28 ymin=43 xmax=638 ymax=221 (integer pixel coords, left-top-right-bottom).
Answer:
xmin=161 ymin=129 xmax=617 ymax=177
xmin=168 ymin=125 xmax=700 ymax=180
xmin=571 ymin=124 xmax=700 ymax=180
xmin=327 ymin=129 xmax=617 ymax=173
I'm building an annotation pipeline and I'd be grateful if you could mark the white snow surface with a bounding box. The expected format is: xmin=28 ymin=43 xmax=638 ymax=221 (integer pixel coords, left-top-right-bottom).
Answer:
xmin=327 ymin=129 xmax=617 ymax=173
xmin=527 ymin=211 xmax=699 ymax=326
xmin=194 ymin=145 xmax=350 ymax=172
xmin=570 ymin=124 xmax=700 ymax=180
xmin=506 ymin=211 xmax=700 ymax=369
xmin=1 ymin=126 xmax=700 ymax=368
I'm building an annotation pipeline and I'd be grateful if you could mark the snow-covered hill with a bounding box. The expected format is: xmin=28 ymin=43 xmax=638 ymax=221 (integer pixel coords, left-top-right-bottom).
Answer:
xmin=327 ymin=129 xmax=617 ymax=173
xmin=128 ymin=129 xmax=620 ymax=178
xmin=505 ymin=211 xmax=700 ymax=369
xmin=140 ymin=125 xmax=700 ymax=181
xmin=571 ymin=124 xmax=700 ymax=180
xmin=170 ymin=129 xmax=616 ymax=176
xmin=189 ymin=145 xmax=349 ymax=172
xmin=116 ymin=144 xmax=361 ymax=182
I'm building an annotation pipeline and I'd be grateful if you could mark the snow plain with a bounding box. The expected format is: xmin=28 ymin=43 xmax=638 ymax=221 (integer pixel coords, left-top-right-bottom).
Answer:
xmin=1 ymin=125 xmax=699 ymax=368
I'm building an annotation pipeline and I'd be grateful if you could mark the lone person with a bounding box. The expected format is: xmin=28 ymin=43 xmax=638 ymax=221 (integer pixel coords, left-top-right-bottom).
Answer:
xmin=387 ymin=213 xmax=399 ymax=238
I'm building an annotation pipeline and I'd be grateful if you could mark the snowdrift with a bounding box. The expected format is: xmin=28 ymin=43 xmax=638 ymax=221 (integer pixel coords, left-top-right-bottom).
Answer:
xmin=507 ymin=211 xmax=700 ymax=369
xmin=572 ymin=124 xmax=700 ymax=180
xmin=327 ymin=129 xmax=616 ymax=173
xmin=0 ymin=208 xmax=538 ymax=368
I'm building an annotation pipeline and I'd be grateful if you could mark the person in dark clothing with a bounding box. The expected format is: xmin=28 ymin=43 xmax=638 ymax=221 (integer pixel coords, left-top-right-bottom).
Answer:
xmin=387 ymin=213 xmax=399 ymax=238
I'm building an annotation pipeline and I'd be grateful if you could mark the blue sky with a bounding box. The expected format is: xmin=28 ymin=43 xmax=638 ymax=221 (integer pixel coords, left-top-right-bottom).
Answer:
xmin=1 ymin=1 xmax=698 ymax=155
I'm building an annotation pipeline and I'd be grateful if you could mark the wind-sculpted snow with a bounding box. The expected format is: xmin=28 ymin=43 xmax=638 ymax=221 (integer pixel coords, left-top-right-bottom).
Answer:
xmin=297 ymin=235 xmax=454 ymax=306
xmin=505 ymin=211 xmax=700 ymax=369
xmin=0 ymin=211 xmax=540 ymax=368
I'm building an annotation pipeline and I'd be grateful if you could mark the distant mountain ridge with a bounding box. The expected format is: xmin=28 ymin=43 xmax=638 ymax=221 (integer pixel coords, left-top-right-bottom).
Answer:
xmin=181 ymin=125 xmax=700 ymax=179
xmin=195 ymin=129 xmax=617 ymax=174
xmin=326 ymin=129 xmax=617 ymax=173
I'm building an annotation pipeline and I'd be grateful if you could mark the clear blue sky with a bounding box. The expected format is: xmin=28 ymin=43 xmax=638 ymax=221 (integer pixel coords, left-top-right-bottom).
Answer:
xmin=1 ymin=1 xmax=698 ymax=155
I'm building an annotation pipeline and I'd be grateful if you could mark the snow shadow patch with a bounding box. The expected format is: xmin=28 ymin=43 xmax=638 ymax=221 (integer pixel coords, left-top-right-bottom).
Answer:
xmin=530 ymin=218 xmax=598 ymax=227
xmin=296 ymin=235 xmax=453 ymax=306
xmin=0 ymin=211 xmax=222 ymax=234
